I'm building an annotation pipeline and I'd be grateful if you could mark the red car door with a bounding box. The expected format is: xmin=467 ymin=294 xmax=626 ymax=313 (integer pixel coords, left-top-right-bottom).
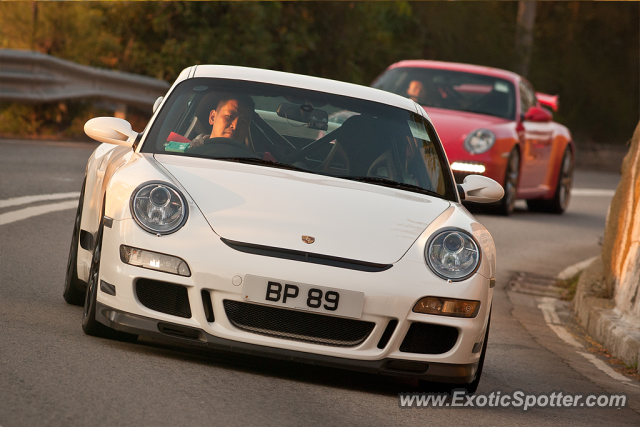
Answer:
xmin=518 ymin=81 xmax=553 ymax=195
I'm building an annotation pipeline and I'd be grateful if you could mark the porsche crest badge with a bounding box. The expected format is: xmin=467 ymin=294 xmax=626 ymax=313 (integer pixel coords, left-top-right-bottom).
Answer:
xmin=302 ymin=235 xmax=315 ymax=244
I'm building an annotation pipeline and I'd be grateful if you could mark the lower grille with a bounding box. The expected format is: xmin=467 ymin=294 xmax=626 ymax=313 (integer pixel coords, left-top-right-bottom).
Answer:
xmin=223 ymin=300 xmax=375 ymax=347
xmin=399 ymin=323 xmax=458 ymax=354
xmin=136 ymin=279 xmax=192 ymax=318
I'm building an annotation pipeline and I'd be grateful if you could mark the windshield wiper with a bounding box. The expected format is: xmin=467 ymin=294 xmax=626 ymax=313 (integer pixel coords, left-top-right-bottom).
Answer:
xmin=215 ymin=157 xmax=309 ymax=173
xmin=340 ymin=176 xmax=442 ymax=198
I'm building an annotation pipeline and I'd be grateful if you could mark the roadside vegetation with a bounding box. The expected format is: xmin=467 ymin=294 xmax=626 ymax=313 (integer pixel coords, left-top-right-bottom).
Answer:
xmin=0 ymin=1 xmax=637 ymax=142
xmin=558 ymin=273 xmax=581 ymax=301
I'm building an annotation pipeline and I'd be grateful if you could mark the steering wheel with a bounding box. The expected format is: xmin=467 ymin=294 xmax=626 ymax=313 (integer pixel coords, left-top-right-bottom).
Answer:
xmin=316 ymin=141 xmax=350 ymax=174
xmin=187 ymin=137 xmax=260 ymax=158
xmin=366 ymin=150 xmax=397 ymax=181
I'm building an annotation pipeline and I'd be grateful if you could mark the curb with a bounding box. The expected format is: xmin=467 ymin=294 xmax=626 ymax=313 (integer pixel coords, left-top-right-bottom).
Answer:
xmin=565 ymin=256 xmax=640 ymax=372
xmin=557 ymin=256 xmax=599 ymax=281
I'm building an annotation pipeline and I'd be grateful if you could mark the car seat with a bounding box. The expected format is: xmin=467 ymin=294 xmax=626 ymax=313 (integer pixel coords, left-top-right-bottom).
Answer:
xmin=336 ymin=115 xmax=390 ymax=177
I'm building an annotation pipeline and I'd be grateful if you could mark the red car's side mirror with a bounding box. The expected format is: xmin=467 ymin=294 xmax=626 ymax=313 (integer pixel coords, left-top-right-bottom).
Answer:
xmin=524 ymin=106 xmax=553 ymax=122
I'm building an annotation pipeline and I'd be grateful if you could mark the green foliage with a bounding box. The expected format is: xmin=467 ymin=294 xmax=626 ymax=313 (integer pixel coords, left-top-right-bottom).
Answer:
xmin=0 ymin=101 xmax=145 ymax=139
xmin=531 ymin=2 xmax=639 ymax=143
xmin=624 ymin=356 xmax=638 ymax=372
xmin=557 ymin=273 xmax=581 ymax=301
xmin=0 ymin=1 xmax=637 ymax=143
xmin=0 ymin=103 xmax=43 ymax=136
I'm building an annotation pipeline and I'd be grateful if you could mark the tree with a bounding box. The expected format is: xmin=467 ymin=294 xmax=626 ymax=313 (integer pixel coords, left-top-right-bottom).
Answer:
xmin=514 ymin=1 xmax=537 ymax=78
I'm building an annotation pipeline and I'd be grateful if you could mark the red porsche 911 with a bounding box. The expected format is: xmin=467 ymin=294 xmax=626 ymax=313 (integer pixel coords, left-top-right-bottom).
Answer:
xmin=373 ymin=60 xmax=574 ymax=215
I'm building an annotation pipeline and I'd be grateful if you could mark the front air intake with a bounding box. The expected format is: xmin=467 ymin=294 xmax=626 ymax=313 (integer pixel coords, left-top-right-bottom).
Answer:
xmin=399 ymin=323 xmax=458 ymax=354
xmin=135 ymin=279 xmax=192 ymax=318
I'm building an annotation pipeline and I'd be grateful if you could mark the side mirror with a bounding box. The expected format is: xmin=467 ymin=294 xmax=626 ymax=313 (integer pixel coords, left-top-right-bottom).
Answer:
xmin=524 ymin=105 xmax=553 ymax=122
xmin=84 ymin=117 xmax=138 ymax=146
xmin=457 ymin=175 xmax=504 ymax=203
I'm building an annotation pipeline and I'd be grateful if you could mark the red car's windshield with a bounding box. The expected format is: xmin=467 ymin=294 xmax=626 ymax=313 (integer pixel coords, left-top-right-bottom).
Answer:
xmin=373 ymin=67 xmax=516 ymax=120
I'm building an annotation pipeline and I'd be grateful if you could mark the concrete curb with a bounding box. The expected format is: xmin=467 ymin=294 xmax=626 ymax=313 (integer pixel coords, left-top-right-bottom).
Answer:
xmin=557 ymin=256 xmax=599 ymax=281
xmin=565 ymin=256 xmax=640 ymax=372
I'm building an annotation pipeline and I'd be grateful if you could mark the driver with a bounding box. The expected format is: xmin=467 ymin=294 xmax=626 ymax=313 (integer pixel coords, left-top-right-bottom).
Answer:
xmin=190 ymin=93 xmax=255 ymax=148
xmin=406 ymin=80 xmax=426 ymax=103
xmin=406 ymin=79 xmax=443 ymax=107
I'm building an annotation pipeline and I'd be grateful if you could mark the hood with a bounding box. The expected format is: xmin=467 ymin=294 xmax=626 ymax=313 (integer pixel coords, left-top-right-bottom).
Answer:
xmin=155 ymin=155 xmax=450 ymax=264
xmin=423 ymin=107 xmax=509 ymax=145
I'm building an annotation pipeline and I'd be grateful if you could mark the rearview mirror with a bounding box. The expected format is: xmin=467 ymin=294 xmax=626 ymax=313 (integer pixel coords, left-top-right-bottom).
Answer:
xmin=84 ymin=117 xmax=138 ymax=147
xmin=276 ymin=103 xmax=328 ymax=131
xmin=457 ymin=175 xmax=504 ymax=203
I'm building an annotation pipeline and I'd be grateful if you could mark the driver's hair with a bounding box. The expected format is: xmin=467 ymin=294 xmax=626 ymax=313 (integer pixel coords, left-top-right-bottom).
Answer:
xmin=213 ymin=93 xmax=255 ymax=113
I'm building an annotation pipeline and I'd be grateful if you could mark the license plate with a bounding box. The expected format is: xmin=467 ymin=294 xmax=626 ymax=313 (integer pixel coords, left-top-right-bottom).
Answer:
xmin=242 ymin=275 xmax=364 ymax=319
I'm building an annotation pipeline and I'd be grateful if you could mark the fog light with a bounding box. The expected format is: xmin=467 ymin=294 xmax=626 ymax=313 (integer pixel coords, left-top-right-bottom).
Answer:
xmin=120 ymin=245 xmax=191 ymax=277
xmin=413 ymin=297 xmax=480 ymax=318
xmin=451 ymin=162 xmax=486 ymax=173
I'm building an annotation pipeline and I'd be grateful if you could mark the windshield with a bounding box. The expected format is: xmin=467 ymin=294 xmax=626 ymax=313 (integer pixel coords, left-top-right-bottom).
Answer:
xmin=142 ymin=78 xmax=457 ymax=201
xmin=373 ymin=67 xmax=516 ymax=120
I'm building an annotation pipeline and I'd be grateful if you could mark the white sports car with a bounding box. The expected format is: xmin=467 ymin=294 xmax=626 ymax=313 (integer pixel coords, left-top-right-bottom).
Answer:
xmin=64 ymin=65 xmax=503 ymax=393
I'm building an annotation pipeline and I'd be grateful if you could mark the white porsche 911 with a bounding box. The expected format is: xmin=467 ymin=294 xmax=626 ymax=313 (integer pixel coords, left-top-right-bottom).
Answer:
xmin=64 ymin=65 xmax=503 ymax=393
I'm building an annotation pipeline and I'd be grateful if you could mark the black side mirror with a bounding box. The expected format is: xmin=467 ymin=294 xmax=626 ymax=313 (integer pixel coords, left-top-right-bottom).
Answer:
xmin=457 ymin=184 xmax=466 ymax=201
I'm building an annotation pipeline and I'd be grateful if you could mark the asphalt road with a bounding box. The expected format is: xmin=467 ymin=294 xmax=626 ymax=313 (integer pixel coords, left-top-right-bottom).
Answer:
xmin=1 ymin=139 xmax=638 ymax=426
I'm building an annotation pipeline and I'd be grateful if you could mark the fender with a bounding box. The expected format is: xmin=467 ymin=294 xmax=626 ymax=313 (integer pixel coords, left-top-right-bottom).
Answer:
xmin=543 ymin=125 xmax=574 ymax=199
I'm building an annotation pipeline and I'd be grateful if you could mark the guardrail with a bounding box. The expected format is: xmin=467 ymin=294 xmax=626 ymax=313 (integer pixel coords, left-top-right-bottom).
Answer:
xmin=0 ymin=49 xmax=170 ymax=113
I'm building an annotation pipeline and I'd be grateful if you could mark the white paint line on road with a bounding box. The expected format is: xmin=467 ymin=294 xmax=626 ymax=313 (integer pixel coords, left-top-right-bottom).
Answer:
xmin=538 ymin=297 xmax=561 ymax=325
xmin=0 ymin=192 xmax=80 ymax=209
xmin=537 ymin=297 xmax=639 ymax=387
xmin=548 ymin=324 xmax=584 ymax=349
xmin=571 ymin=188 xmax=616 ymax=197
xmin=0 ymin=200 xmax=78 ymax=226
xmin=578 ymin=352 xmax=638 ymax=386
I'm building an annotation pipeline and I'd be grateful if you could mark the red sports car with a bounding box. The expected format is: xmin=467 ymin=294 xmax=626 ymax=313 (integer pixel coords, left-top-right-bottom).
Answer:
xmin=372 ymin=60 xmax=574 ymax=215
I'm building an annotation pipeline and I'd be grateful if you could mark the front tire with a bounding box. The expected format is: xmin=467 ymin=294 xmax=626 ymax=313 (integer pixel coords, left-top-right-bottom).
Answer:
xmin=82 ymin=221 xmax=109 ymax=336
xmin=418 ymin=310 xmax=491 ymax=394
xmin=63 ymin=179 xmax=87 ymax=306
xmin=81 ymin=218 xmax=137 ymax=342
xmin=491 ymin=148 xmax=520 ymax=216
xmin=461 ymin=312 xmax=490 ymax=394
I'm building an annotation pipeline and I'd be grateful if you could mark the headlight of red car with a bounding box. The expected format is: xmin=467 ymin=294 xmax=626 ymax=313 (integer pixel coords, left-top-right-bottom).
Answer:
xmin=463 ymin=129 xmax=495 ymax=154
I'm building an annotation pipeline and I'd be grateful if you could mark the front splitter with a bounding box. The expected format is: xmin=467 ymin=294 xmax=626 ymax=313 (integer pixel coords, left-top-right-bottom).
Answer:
xmin=96 ymin=301 xmax=478 ymax=384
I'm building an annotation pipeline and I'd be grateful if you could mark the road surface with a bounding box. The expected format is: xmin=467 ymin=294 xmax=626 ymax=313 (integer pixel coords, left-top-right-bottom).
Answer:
xmin=1 ymin=139 xmax=637 ymax=426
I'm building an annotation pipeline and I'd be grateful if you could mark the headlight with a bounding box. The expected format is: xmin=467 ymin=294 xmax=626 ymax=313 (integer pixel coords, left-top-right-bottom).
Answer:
xmin=463 ymin=129 xmax=495 ymax=154
xmin=131 ymin=182 xmax=188 ymax=235
xmin=425 ymin=229 xmax=480 ymax=281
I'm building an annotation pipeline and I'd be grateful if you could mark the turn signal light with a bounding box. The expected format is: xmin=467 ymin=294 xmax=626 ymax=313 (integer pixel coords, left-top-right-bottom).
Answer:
xmin=413 ymin=297 xmax=480 ymax=318
xmin=120 ymin=245 xmax=191 ymax=277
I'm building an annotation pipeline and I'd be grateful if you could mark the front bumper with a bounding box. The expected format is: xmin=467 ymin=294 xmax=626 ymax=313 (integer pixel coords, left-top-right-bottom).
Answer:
xmin=96 ymin=301 xmax=479 ymax=383
xmin=96 ymin=202 xmax=494 ymax=383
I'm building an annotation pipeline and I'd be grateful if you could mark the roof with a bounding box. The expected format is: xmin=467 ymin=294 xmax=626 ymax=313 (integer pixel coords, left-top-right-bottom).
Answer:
xmin=189 ymin=65 xmax=419 ymax=112
xmin=387 ymin=60 xmax=521 ymax=83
